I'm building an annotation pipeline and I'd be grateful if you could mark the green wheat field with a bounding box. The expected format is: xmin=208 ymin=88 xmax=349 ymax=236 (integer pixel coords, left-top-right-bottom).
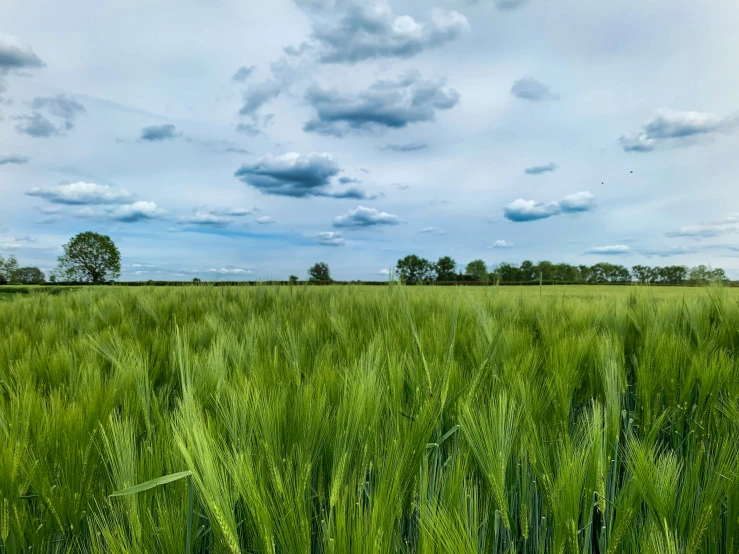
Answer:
xmin=2 ymin=284 xmax=739 ymax=553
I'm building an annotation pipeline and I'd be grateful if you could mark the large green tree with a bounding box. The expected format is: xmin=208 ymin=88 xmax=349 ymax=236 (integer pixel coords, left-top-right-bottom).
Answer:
xmin=308 ymin=262 xmax=331 ymax=282
xmin=56 ymin=232 xmax=121 ymax=283
xmin=397 ymin=255 xmax=434 ymax=282
xmin=434 ymin=256 xmax=457 ymax=281
xmin=465 ymin=259 xmax=488 ymax=282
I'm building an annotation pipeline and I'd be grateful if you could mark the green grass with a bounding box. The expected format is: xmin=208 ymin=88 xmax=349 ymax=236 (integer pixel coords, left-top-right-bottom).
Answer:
xmin=1 ymin=284 xmax=739 ymax=553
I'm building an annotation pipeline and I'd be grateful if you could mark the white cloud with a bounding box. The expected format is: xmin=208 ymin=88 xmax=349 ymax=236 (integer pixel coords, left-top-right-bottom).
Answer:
xmin=491 ymin=240 xmax=514 ymax=248
xmin=333 ymin=205 xmax=401 ymax=228
xmin=504 ymin=192 xmax=595 ymax=222
xmin=503 ymin=199 xmax=561 ymax=222
xmin=207 ymin=268 xmax=253 ymax=274
xmin=316 ymin=231 xmax=345 ymax=245
xmin=256 ymin=216 xmax=273 ymax=224
xmin=178 ymin=211 xmax=233 ymax=227
xmin=74 ymin=201 xmax=166 ymax=223
xmin=559 ymin=192 xmax=596 ymax=213
xmin=305 ymin=2 xmax=469 ymax=64
xmin=26 ymin=182 xmax=136 ymax=205
xmin=586 ymin=245 xmax=630 ymax=255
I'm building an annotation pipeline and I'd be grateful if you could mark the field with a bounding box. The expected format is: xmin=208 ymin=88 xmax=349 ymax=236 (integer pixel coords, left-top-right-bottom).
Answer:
xmin=1 ymin=284 xmax=739 ymax=553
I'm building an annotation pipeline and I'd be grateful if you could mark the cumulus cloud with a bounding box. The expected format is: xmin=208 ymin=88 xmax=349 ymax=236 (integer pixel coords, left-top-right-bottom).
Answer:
xmin=0 ymin=33 xmax=45 ymax=73
xmin=140 ymin=123 xmax=179 ymax=141
xmin=377 ymin=268 xmax=391 ymax=275
xmin=75 ymin=201 xmax=166 ymax=223
xmin=303 ymin=71 xmax=459 ymax=136
xmin=234 ymin=152 xmax=373 ymax=198
xmin=620 ymin=108 xmax=738 ymax=152
xmin=232 ymin=65 xmax=256 ymax=82
xmin=26 ymin=182 xmax=137 ymax=205
xmin=256 ymin=216 xmax=274 ymax=224
xmin=503 ymin=199 xmax=561 ymax=222
xmin=585 ymin=245 xmax=630 ymax=255
xmin=524 ymin=162 xmax=558 ymax=175
xmin=491 ymin=239 xmax=514 ymax=248
xmin=511 ymin=77 xmax=559 ymax=101
xmin=503 ymin=191 xmax=595 ymax=222
xmin=381 ymin=142 xmax=428 ymax=152
xmin=559 ymin=191 xmax=596 ymax=213
xmin=419 ymin=226 xmax=439 ymax=233
xmin=0 ymin=154 xmax=29 ymax=165
xmin=307 ymin=1 xmax=468 ymax=64
xmin=316 ymin=231 xmax=345 ymax=245
xmin=333 ymin=205 xmax=400 ymax=228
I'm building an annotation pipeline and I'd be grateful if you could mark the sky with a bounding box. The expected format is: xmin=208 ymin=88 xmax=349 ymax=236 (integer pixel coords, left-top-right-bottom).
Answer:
xmin=2 ymin=0 xmax=739 ymax=281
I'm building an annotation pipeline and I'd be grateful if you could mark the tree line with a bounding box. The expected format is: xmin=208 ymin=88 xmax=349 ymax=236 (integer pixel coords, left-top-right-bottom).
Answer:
xmin=2 ymin=233 xmax=730 ymax=286
xmin=393 ymin=255 xmax=728 ymax=285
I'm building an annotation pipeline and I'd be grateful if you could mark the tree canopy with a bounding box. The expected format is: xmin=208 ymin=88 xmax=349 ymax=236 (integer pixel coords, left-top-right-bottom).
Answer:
xmin=56 ymin=232 xmax=121 ymax=283
xmin=465 ymin=259 xmax=488 ymax=282
xmin=0 ymin=255 xmax=19 ymax=285
xmin=396 ymin=255 xmax=435 ymax=282
xmin=12 ymin=267 xmax=46 ymax=285
xmin=308 ymin=262 xmax=331 ymax=282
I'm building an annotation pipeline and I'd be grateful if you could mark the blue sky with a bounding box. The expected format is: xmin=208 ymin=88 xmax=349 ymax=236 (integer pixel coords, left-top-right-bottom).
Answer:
xmin=2 ymin=0 xmax=739 ymax=280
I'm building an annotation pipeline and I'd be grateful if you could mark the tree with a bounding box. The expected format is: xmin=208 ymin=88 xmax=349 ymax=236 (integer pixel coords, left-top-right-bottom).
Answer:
xmin=434 ymin=256 xmax=457 ymax=281
xmin=534 ymin=261 xmax=554 ymax=282
xmin=710 ymin=268 xmax=727 ymax=283
xmin=518 ymin=260 xmax=536 ymax=282
xmin=308 ymin=262 xmax=331 ymax=282
xmin=465 ymin=259 xmax=488 ymax=282
xmin=193 ymin=278 xmax=201 ymax=284
xmin=494 ymin=262 xmax=520 ymax=283
xmin=689 ymin=265 xmax=727 ymax=285
xmin=0 ymin=255 xmax=19 ymax=285
xmin=289 ymin=275 xmax=299 ymax=284
xmin=12 ymin=267 xmax=45 ymax=284
xmin=656 ymin=265 xmax=687 ymax=285
xmin=56 ymin=232 xmax=121 ymax=283
xmin=397 ymin=255 xmax=434 ymax=282
xmin=632 ymin=265 xmax=653 ymax=284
